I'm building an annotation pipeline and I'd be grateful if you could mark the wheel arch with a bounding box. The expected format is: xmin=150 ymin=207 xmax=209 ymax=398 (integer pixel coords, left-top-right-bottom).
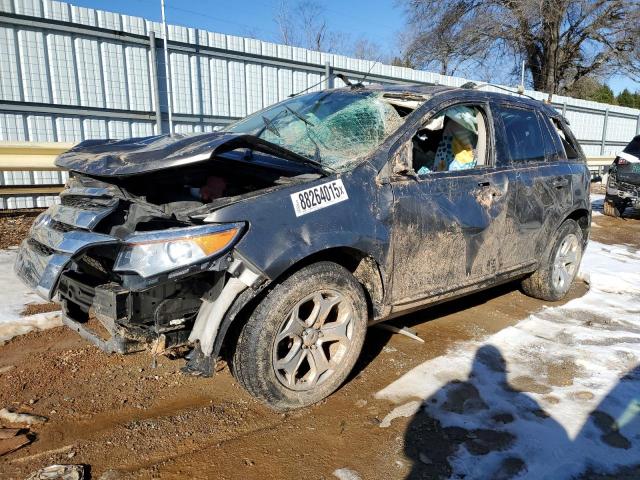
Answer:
xmin=564 ymin=208 xmax=590 ymax=247
xmin=273 ymin=246 xmax=387 ymax=318
xmin=214 ymin=246 xmax=387 ymax=361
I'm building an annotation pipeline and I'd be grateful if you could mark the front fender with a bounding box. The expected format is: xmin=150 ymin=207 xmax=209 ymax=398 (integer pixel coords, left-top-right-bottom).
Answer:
xmin=202 ymin=163 xmax=392 ymax=281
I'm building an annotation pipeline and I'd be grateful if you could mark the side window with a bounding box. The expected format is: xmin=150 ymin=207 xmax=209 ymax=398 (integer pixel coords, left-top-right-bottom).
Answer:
xmin=539 ymin=114 xmax=566 ymax=161
xmin=550 ymin=118 xmax=580 ymax=160
xmin=411 ymin=105 xmax=489 ymax=175
xmin=496 ymin=106 xmax=545 ymax=163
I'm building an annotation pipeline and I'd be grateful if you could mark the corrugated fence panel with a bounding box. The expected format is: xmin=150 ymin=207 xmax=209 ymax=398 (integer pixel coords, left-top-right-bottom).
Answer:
xmin=47 ymin=33 xmax=78 ymax=105
xmin=228 ymin=61 xmax=246 ymax=117
xmin=189 ymin=55 xmax=201 ymax=115
xmin=18 ymin=29 xmax=50 ymax=103
xmin=75 ymin=37 xmax=104 ymax=108
xmin=131 ymin=122 xmax=154 ymax=137
xmin=606 ymin=116 xmax=637 ymax=143
xmin=245 ymin=62 xmax=262 ymax=114
xmin=101 ymin=42 xmax=129 ymax=110
xmin=565 ymin=110 xmax=605 ymax=142
xmin=56 ymin=116 xmax=82 ymax=142
xmin=0 ymin=26 xmax=21 ymax=101
xmin=27 ymin=114 xmax=54 ymax=141
xmin=83 ymin=118 xmax=106 ymax=138
xmin=125 ymin=46 xmax=152 ymax=111
xmin=171 ymin=52 xmax=192 ymax=114
xmin=210 ymin=58 xmax=229 ymax=117
xmin=0 ymin=113 xmax=26 ymax=140
xmin=43 ymin=0 xmax=70 ymax=21
xmin=0 ymin=0 xmax=637 ymax=159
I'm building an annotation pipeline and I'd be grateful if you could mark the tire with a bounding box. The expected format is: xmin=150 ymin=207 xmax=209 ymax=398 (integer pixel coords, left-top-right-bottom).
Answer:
xmin=521 ymin=219 xmax=584 ymax=301
xmin=603 ymin=195 xmax=625 ymax=218
xmin=231 ymin=261 xmax=367 ymax=410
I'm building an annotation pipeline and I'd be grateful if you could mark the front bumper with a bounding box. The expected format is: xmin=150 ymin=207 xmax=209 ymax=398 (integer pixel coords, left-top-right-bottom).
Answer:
xmin=607 ymin=181 xmax=640 ymax=205
xmin=57 ymin=270 xmax=209 ymax=354
xmin=14 ymin=180 xmax=119 ymax=300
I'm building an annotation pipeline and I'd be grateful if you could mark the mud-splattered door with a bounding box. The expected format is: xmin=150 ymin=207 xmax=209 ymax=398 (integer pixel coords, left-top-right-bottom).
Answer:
xmin=389 ymin=169 xmax=509 ymax=307
xmin=493 ymin=105 xmax=574 ymax=264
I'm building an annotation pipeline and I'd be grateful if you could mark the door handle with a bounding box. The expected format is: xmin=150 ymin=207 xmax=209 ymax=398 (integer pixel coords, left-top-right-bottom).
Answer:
xmin=477 ymin=181 xmax=491 ymax=188
xmin=552 ymin=178 xmax=569 ymax=188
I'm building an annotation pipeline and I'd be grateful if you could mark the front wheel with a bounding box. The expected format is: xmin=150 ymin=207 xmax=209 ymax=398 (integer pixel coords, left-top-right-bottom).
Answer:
xmin=521 ymin=219 xmax=584 ymax=301
xmin=231 ymin=262 xmax=367 ymax=410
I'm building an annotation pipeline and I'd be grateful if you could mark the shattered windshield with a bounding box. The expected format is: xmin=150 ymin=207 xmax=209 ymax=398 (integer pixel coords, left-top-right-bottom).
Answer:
xmin=226 ymin=90 xmax=406 ymax=172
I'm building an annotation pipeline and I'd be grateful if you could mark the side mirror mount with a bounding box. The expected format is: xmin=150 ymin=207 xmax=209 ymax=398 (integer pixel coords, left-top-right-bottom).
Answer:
xmin=391 ymin=142 xmax=418 ymax=179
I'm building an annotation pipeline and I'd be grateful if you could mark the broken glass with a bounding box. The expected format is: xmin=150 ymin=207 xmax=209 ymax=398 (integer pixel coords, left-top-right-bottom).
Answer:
xmin=227 ymin=91 xmax=407 ymax=172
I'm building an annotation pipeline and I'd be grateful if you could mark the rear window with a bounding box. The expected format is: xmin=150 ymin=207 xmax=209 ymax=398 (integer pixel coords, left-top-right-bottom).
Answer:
xmin=496 ymin=106 xmax=545 ymax=163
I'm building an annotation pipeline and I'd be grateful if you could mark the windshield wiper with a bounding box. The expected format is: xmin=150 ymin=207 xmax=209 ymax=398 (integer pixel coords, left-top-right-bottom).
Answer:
xmin=285 ymin=106 xmax=315 ymax=127
xmin=252 ymin=108 xmax=334 ymax=174
xmin=254 ymin=109 xmax=288 ymax=138
xmin=261 ymin=116 xmax=281 ymax=137
xmin=285 ymin=108 xmax=330 ymax=171
xmin=292 ymin=144 xmax=334 ymax=174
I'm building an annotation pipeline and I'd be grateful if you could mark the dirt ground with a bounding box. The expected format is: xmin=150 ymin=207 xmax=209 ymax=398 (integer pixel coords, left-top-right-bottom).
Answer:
xmin=0 ymin=206 xmax=638 ymax=479
xmin=0 ymin=211 xmax=41 ymax=250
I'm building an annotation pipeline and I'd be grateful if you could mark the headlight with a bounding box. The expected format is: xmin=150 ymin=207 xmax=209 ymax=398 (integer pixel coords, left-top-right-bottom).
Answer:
xmin=114 ymin=223 xmax=243 ymax=278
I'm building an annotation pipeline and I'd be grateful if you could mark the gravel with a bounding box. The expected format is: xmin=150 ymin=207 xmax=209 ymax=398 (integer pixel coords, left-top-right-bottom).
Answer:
xmin=0 ymin=211 xmax=42 ymax=250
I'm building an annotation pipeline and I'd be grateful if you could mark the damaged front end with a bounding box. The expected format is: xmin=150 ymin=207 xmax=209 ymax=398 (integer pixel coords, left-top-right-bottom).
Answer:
xmin=14 ymin=175 xmax=258 ymax=359
xmin=13 ymin=132 xmax=315 ymax=362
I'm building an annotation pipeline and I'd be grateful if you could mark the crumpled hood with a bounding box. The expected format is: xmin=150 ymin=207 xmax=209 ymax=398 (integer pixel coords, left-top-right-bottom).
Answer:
xmin=55 ymin=132 xmax=314 ymax=177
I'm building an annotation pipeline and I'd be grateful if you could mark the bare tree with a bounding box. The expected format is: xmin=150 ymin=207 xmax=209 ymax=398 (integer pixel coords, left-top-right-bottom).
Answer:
xmin=273 ymin=0 xmax=345 ymax=53
xmin=400 ymin=0 xmax=640 ymax=94
xmin=274 ymin=0 xmax=295 ymax=47
xmin=352 ymin=37 xmax=385 ymax=61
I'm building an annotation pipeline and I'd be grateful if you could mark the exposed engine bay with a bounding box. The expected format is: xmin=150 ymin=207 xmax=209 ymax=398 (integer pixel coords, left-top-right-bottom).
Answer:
xmin=18 ymin=144 xmax=322 ymax=358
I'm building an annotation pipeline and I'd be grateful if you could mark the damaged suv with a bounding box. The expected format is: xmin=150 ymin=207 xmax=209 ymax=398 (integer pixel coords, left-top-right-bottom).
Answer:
xmin=15 ymin=85 xmax=590 ymax=410
xmin=604 ymin=135 xmax=640 ymax=217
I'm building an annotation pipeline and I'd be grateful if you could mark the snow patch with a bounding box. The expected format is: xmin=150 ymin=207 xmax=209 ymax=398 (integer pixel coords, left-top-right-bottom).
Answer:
xmin=591 ymin=193 xmax=604 ymax=216
xmin=0 ymin=249 xmax=61 ymax=343
xmin=376 ymin=241 xmax=640 ymax=478
xmin=333 ymin=468 xmax=362 ymax=480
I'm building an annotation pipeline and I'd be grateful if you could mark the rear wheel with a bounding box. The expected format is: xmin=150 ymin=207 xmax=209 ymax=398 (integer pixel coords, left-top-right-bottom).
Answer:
xmin=521 ymin=219 xmax=584 ymax=301
xmin=603 ymin=194 xmax=625 ymax=217
xmin=231 ymin=261 xmax=367 ymax=410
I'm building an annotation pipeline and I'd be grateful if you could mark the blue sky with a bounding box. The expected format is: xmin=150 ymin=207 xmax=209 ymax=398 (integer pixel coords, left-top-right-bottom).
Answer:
xmin=70 ymin=0 xmax=404 ymax=47
xmin=71 ymin=0 xmax=638 ymax=94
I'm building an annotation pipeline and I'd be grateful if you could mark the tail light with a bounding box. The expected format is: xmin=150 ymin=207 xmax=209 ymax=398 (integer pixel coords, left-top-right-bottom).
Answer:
xmin=617 ymin=156 xmax=629 ymax=165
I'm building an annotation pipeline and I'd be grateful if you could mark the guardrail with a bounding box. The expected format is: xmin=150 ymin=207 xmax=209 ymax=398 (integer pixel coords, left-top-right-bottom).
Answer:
xmin=0 ymin=142 xmax=73 ymax=209
xmin=586 ymin=156 xmax=614 ymax=181
xmin=0 ymin=141 xmax=615 ymax=210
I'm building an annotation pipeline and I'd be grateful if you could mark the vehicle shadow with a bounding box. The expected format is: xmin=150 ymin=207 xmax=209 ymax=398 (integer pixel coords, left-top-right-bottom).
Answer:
xmin=402 ymin=345 xmax=640 ymax=479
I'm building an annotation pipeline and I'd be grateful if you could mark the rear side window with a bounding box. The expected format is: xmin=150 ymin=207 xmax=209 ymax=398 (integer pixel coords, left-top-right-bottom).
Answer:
xmin=551 ymin=118 xmax=580 ymax=160
xmin=539 ymin=114 xmax=566 ymax=161
xmin=496 ymin=106 xmax=545 ymax=163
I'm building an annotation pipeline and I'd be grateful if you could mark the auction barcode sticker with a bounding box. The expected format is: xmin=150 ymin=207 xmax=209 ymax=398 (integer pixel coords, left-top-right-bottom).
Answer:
xmin=290 ymin=179 xmax=349 ymax=217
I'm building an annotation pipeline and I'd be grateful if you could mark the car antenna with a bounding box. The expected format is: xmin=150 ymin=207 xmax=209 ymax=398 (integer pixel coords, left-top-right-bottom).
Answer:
xmin=351 ymin=60 xmax=379 ymax=90
xmin=288 ymin=59 xmax=378 ymax=96
xmin=335 ymin=73 xmax=353 ymax=87
xmin=288 ymin=76 xmax=328 ymax=98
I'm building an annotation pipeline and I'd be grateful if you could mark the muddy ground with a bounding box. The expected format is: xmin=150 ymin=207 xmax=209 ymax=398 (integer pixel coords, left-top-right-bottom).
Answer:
xmin=0 ymin=207 xmax=639 ymax=479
